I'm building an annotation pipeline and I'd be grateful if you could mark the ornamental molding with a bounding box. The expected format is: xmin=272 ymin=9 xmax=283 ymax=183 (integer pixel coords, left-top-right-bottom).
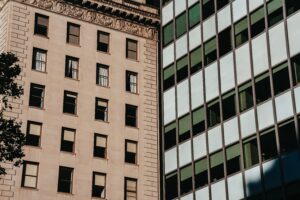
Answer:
xmin=15 ymin=0 xmax=159 ymax=40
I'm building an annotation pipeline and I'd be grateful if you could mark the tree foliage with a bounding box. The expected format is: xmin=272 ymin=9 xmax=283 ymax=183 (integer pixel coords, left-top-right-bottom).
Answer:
xmin=0 ymin=52 xmax=25 ymax=175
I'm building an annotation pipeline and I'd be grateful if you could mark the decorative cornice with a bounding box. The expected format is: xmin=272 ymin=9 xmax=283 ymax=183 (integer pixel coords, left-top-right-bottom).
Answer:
xmin=16 ymin=0 xmax=159 ymax=40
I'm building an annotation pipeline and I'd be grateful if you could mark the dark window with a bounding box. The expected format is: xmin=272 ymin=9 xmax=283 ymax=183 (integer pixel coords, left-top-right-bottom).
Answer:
xmin=97 ymin=31 xmax=109 ymax=52
xmin=34 ymin=13 xmax=49 ymax=36
xmin=210 ymin=151 xmax=224 ymax=182
xmin=67 ymin=22 xmax=80 ymax=45
xmin=92 ymin=172 xmax=106 ymax=198
xmin=255 ymin=73 xmax=271 ymax=104
xmin=190 ymin=46 xmax=202 ymax=74
xmin=63 ymin=91 xmax=77 ymax=114
xmin=57 ymin=166 xmax=73 ymax=193
xmin=178 ymin=114 xmax=190 ymax=143
xmin=60 ymin=127 xmax=75 ymax=153
xmin=29 ymin=83 xmax=45 ymax=108
xmin=21 ymin=161 xmax=39 ymax=188
xmin=126 ymin=39 xmax=138 ymax=60
xmin=165 ymin=172 xmax=178 ymax=199
xmin=192 ymin=107 xmax=205 ymax=136
xmin=176 ymin=55 xmax=188 ymax=82
xmin=202 ymin=0 xmax=215 ymax=20
xmin=218 ymin=27 xmax=232 ymax=57
xmin=163 ymin=21 xmax=174 ymax=46
xmin=194 ymin=158 xmax=208 ymax=189
xmin=32 ymin=48 xmax=47 ymax=72
xmin=278 ymin=119 xmax=298 ymax=154
xmin=126 ymin=104 xmax=137 ymax=127
xmin=175 ymin=12 xmax=187 ymax=38
xmin=94 ymin=134 xmax=107 ymax=158
xmin=286 ymin=0 xmax=300 ymax=16
xmin=95 ymin=98 xmax=108 ymax=121
xmin=204 ymin=37 xmax=217 ymax=66
xmin=207 ymin=99 xmax=220 ymax=128
xmin=125 ymin=140 xmax=137 ymax=164
xmin=234 ymin=17 xmax=249 ymax=47
xmin=250 ymin=6 xmax=265 ymax=38
xmin=65 ymin=56 xmax=79 ymax=79
xmin=180 ymin=165 xmax=193 ymax=195
xmin=243 ymin=136 xmax=259 ymax=169
xmin=124 ymin=178 xmax=137 ymax=200
xmin=163 ymin=63 xmax=175 ymax=90
xmin=217 ymin=0 xmax=229 ymax=10
xmin=226 ymin=143 xmax=241 ymax=176
xmin=188 ymin=3 xmax=200 ymax=28
xmin=291 ymin=53 xmax=300 ymax=86
xmin=267 ymin=0 xmax=283 ymax=27
xmin=96 ymin=64 xmax=109 ymax=87
xmin=272 ymin=62 xmax=290 ymax=95
xmin=222 ymin=90 xmax=236 ymax=121
xmin=26 ymin=121 xmax=42 ymax=147
xmin=126 ymin=71 xmax=138 ymax=93
xmin=164 ymin=122 xmax=176 ymax=150
xmin=260 ymin=128 xmax=278 ymax=161
xmin=239 ymin=81 xmax=253 ymax=112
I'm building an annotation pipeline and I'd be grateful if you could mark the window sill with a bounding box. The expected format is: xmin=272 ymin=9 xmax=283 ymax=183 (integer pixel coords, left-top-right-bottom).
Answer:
xmin=31 ymin=69 xmax=47 ymax=74
xmin=25 ymin=145 xmax=42 ymax=150
xmin=21 ymin=186 xmax=39 ymax=191
xmin=125 ymin=162 xmax=139 ymax=167
xmin=92 ymin=197 xmax=107 ymax=200
xmin=33 ymin=34 xmax=49 ymax=39
xmin=66 ymin=42 xmax=81 ymax=48
xmin=97 ymin=50 xmax=110 ymax=55
xmin=126 ymin=57 xmax=139 ymax=63
xmin=93 ymin=156 xmax=108 ymax=161
xmin=95 ymin=119 xmax=109 ymax=124
xmin=64 ymin=77 xmax=80 ymax=82
xmin=126 ymin=91 xmax=139 ymax=95
xmin=60 ymin=151 xmax=76 ymax=156
xmin=125 ymin=125 xmax=139 ymax=130
xmin=57 ymin=192 xmax=74 ymax=196
xmin=29 ymin=106 xmax=45 ymax=111
xmin=63 ymin=113 xmax=78 ymax=117
xmin=96 ymin=84 xmax=110 ymax=89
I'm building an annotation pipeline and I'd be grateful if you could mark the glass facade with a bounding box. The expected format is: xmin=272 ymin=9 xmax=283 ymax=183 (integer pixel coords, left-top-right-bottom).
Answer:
xmin=161 ymin=0 xmax=300 ymax=199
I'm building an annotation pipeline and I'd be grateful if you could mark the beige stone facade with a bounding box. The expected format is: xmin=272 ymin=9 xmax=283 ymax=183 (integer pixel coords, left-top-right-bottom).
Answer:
xmin=0 ymin=0 xmax=159 ymax=199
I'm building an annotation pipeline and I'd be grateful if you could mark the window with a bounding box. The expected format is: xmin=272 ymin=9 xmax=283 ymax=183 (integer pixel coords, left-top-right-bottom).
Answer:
xmin=163 ymin=21 xmax=174 ymax=46
xmin=218 ymin=27 xmax=232 ymax=57
xmin=176 ymin=55 xmax=188 ymax=82
xmin=267 ymin=0 xmax=283 ymax=27
xmin=260 ymin=128 xmax=277 ymax=161
xmin=126 ymin=39 xmax=138 ymax=60
xmin=190 ymin=46 xmax=202 ymax=74
xmin=126 ymin=71 xmax=138 ymax=93
xmin=67 ymin=22 xmax=80 ymax=45
xmin=188 ymin=3 xmax=200 ymax=28
xmin=57 ymin=166 xmax=73 ymax=193
xmin=178 ymin=114 xmax=190 ymax=143
xmin=165 ymin=172 xmax=178 ymax=199
xmin=96 ymin=64 xmax=109 ymax=87
xmin=175 ymin=12 xmax=187 ymax=38
xmin=202 ymin=0 xmax=215 ymax=20
xmin=94 ymin=134 xmax=107 ymax=158
xmin=194 ymin=158 xmax=208 ymax=188
xmin=272 ymin=62 xmax=290 ymax=95
xmin=250 ymin=7 xmax=265 ymax=38
xmin=21 ymin=161 xmax=39 ymax=188
xmin=243 ymin=136 xmax=259 ymax=169
xmin=92 ymin=172 xmax=106 ymax=198
xmin=65 ymin=56 xmax=79 ymax=79
xmin=204 ymin=37 xmax=217 ymax=65
xmin=26 ymin=121 xmax=42 ymax=147
xmin=226 ymin=143 xmax=241 ymax=175
xmin=95 ymin=98 xmax=108 ymax=121
xmin=60 ymin=127 xmax=75 ymax=153
xmin=34 ymin=13 xmax=49 ymax=36
xmin=291 ymin=53 xmax=300 ymax=86
xmin=163 ymin=63 xmax=175 ymax=90
xmin=239 ymin=82 xmax=253 ymax=112
xmin=124 ymin=178 xmax=137 ymax=200
xmin=125 ymin=140 xmax=137 ymax=164
xmin=207 ymin=99 xmax=220 ymax=128
xmin=97 ymin=31 xmax=109 ymax=52
xmin=286 ymin=0 xmax=300 ymax=16
xmin=255 ymin=73 xmax=271 ymax=104
xmin=125 ymin=104 xmax=137 ymax=127
xmin=217 ymin=0 xmax=229 ymax=10
xmin=29 ymin=83 xmax=45 ymax=108
xmin=32 ymin=48 xmax=47 ymax=72
xmin=180 ymin=164 xmax=193 ymax=195
xmin=63 ymin=91 xmax=77 ymax=114
xmin=192 ymin=107 xmax=205 ymax=136
xmin=222 ymin=90 xmax=236 ymax=121
xmin=278 ymin=119 xmax=298 ymax=154
xmin=234 ymin=17 xmax=249 ymax=47
xmin=210 ymin=151 xmax=224 ymax=182
xmin=164 ymin=122 xmax=176 ymax=150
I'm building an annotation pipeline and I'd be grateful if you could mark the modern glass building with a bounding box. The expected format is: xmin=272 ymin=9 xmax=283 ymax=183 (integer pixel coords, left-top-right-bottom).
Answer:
xmin=160 ymin=0 xmax=300 ymax=199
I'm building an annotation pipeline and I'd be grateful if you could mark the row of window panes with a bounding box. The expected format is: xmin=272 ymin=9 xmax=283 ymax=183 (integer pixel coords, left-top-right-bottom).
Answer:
xmin=34 ymin=13 xmax=138 ymax=60
xmin=164 ymin=54 xmax=300 ymax=149
xmin=32 ymin=48 xmax=138 ymax=93
xmin=21 ymin=162 xmax=137 ymax=198
xmin=165 ymin=117 xmax=299 ymax=199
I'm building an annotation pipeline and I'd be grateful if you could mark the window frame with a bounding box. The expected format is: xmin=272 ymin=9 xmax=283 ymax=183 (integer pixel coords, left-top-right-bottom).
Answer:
xmin=34 ymin=13 xmax=49 ymax=37
xmin=63 ymin=91 xmax=77 ymax=115
xmin=92 ymin=172 xmax=106 ymax=198
xmin=125 ymin=104 xmax=138 ymax=127
xmin=96 ymin=63 xmax=109 ymax=87
xmin=126 ymin=38 xmax=138 ymax=60
xmin=126 ymin=71 xmax=138 ymax=94
xmin=32 ymin=47 xmax=47 ymax=72
xmin=95 ymin=98 xmax=108 ymax=122
xmin=21 ymin=161 xmax=39 ymax=188
xmin=97 ymin=31 xmax=110 ymax=53
xmin=125 ymin=140 xmax=138 ymax=164
xmin=94 ymin=133 xmax=107 ymax=159
xmin=57 ymin=166 xmax=73 ymax=193
xmin=29 ymin=83 xmax=45 ymax=108
xmin=26 ymin=121 xmax=42 ymax=147
xmin=66 ymin=22 xmax=80 ymax=45
xmin=65 ymin=56 xmax=79 ymax=80
xmin=60 ymin=127 xmax=76 ymax=153
xmin=124 ymin=177 xmax=137 ymax=200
